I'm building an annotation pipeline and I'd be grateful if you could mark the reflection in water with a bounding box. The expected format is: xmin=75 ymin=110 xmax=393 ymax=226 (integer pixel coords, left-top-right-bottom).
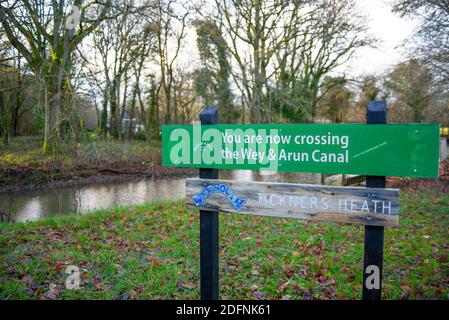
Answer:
xmin=220 ymin=170 xmax=320 ymax=184
xmin=1 ymin=171 xmax=319 ymax=222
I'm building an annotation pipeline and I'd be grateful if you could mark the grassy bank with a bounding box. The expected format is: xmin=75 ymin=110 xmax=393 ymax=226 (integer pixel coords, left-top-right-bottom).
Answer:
xmin=1 ymin=187 xmax=448 ymax=300
xmin=0 ymin=136 xmax=192 ymax=192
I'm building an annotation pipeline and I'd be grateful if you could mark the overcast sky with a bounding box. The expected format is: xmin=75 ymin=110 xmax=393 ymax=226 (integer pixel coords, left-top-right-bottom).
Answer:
xmin=128 ymin=0 xmax=421 ymax=83
xmin=335 ymin=0 xmax=419 ymax=77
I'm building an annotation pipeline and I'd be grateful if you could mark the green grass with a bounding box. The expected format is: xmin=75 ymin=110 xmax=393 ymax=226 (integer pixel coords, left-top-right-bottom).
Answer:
xmin=0 ymin=188 xmax=448 ymax=300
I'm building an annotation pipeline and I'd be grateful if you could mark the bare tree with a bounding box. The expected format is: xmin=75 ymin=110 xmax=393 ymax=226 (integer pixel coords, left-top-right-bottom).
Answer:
xmin=150 ymin=0 xmax=189 ymax=125
xmin=201 ymin=0 xmax=305 ymax=123
xmin=197 ymin=0 xmax=373 ymax=123
xmin=273 ymin=0 xmax=374 ymax=123
xmin=385 ymin=59 xmax=434 ymax=123
xmin=0 ymin=0 xmax=113 ymax=152
xmin=80 ymin=0 xmax=155 ymax=138
xmin=173 ymin=69 xmax=201 ymax=123
xmin=129 ymin=20 xmax=157 ymax=139
xmin=317 ymin=76 xmax=353 ymax=123
xmin=393 ymin=0 xmax=449 ymax=86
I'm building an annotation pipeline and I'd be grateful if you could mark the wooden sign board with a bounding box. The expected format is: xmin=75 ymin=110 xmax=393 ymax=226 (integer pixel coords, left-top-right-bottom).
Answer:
xmin=186 ymin=179 xmax=400 ymax=227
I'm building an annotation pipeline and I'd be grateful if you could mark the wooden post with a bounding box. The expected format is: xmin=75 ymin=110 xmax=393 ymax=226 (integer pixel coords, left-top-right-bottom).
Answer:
xmin=199 ymin=106 xmax=219 ymax=300
xmin=363 ymin=101 xmax=387 ymax=300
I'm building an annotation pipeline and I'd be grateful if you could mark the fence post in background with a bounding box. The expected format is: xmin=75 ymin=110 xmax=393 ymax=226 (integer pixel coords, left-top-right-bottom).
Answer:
xmin=199 ymin=106 xmax=219 ymax=300
xmin=362 ymin=100 xmax=387 ymax=300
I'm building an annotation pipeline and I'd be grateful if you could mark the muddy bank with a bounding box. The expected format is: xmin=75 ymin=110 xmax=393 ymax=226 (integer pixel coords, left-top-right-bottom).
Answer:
xmin=2 ymin=147 xmax=447 ymax=194
xmin=0 ymin=136 xmax=183 ymax=193
xmin=0 ymin=160 xmax=196 ymax=193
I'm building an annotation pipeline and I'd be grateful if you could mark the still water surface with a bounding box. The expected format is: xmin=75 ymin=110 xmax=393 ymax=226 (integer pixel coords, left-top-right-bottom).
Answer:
xmin=0 ymin=170 xmax=320 ymax=222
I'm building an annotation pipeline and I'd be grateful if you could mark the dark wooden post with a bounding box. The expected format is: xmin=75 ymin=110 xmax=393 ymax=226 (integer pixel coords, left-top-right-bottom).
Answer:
xmin=199 ymin=106 xmax=219 ymax=300
xmin=363 ymin=101 xmax=387 ymax=300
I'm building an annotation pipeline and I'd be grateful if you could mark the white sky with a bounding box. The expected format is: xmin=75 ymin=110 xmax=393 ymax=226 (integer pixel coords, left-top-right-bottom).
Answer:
xmin=335 ymin=0 xmax=419 ymax=77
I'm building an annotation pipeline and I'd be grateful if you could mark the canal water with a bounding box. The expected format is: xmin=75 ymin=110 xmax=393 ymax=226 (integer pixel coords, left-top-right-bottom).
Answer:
xmin=0 ymin=171 xmax=321 ymax=222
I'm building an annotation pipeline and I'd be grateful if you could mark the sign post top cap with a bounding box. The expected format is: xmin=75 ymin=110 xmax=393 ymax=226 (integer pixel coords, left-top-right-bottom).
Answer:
xmin=368 ymin=100 xmax=387 ymax=112
xmin=200 ymin=106 xmax=218 ymax=116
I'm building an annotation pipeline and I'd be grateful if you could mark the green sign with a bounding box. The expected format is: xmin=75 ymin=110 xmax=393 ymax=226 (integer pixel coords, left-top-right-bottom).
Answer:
xmin=162 ymin=124 xmax=440 ymax=178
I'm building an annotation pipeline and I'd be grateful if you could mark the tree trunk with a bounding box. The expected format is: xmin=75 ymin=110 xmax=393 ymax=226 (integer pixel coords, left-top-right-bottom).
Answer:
xmin=42 ymin=82 xmax=49 ymax=153
xmin=101 ymin=89 xmax=108 ymax=136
